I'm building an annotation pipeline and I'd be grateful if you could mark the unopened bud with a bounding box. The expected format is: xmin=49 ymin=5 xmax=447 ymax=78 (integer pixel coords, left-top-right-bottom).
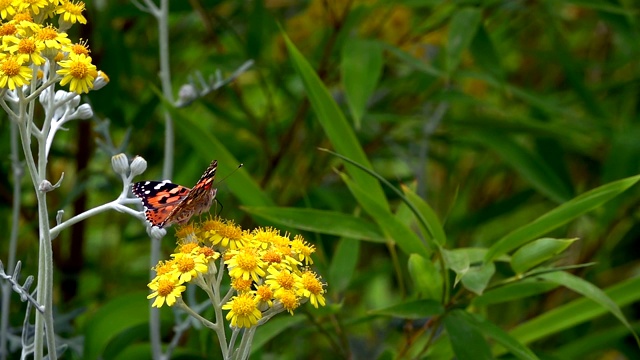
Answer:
xmin=92 ymin=71 xmax=109 ymax=90
xmin=75 ymin=104 xmax=93 ymax=119
xmin=130 ymin=156 xmax=147 ymax=177
xmin=111 ymin=153 xmax=129 ymax=175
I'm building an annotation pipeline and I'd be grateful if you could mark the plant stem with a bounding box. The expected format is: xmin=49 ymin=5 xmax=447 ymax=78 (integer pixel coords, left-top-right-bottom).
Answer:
xmin=0 ymin=120 xmax=24 ymax=360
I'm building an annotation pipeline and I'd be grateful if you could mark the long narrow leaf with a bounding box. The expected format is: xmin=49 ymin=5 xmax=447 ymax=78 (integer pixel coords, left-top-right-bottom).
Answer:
xmin=283 ymin=31 xmax=388 ymax=209
xmin=485 ymin=175 xmax=640 ymax=262
xmin=241 ymin=206 xmax=386 ymax=243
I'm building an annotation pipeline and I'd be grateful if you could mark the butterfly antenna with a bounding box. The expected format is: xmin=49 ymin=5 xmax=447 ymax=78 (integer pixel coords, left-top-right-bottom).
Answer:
xmin=216 ymin=163 xmax=244 ymax=185
xmin=215 ymin=198 xmax=224 ymax=216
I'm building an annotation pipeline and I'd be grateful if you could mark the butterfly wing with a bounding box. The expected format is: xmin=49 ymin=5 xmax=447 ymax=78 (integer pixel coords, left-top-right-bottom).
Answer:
xmin=132 ymin=180 xmax=191 ymax=228
xmin=164 ymin=160 xmax=218 ymax=226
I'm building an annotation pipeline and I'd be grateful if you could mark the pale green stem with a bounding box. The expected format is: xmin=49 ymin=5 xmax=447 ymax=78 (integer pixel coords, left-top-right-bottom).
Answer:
xmin=235 ymin=327 xmax=256 ymax=360
xmin=0 ymin=119 xmax=24 ymax=360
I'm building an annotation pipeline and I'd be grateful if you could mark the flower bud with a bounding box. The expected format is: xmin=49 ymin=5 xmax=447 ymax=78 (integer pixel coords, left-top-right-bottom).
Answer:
xmin=111 ymin=153 xmax=129 ymax=175
xmin=177 ymin=84 xmax=198 ymax=107
xmin=39 ymin=180 xmax=54 ymax=192
xmin=92 ymin=71 xmax=109 ymax=90
xmin=75 ymin=103 xmax=93 ymax=119
xmin=130 ymin=156 xmax=147 ymax=177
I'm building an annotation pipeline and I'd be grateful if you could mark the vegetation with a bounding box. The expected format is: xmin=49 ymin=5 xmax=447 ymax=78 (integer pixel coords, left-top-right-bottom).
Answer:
xmin=1 ymin=0 xmax=640 ymax=359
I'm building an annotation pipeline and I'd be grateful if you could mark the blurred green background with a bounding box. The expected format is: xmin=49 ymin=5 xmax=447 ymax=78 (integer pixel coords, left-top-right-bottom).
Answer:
xmin=2 ymin=0 xmax=640 ymax=359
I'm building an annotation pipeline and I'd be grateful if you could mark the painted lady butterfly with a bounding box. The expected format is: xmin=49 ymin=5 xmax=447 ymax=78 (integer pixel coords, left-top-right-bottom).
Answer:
xmin=132 ymin=160 xmax=218 ymax=228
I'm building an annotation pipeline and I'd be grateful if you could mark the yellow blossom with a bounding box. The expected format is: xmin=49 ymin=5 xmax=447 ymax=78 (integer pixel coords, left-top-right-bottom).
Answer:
xmin=291 ymin=234 xmax=315 ymax=265
xmin=0 ymin=0 xmax=17 ymax=20
xmin=18 ymin=0 xmax=49 ymax=15
xmin=275 ymin=289 xmax=300 ymax=315
xmin=171 ymin=252 xmax=208 ymax=283
xmin=300 ymin=271 xmax=326 ymax=308
xmin=0 ymin=55 xmax=32 ymax=90
xmin=226 ymin=247 xmax=266 ymax=282
xmin=147 ymin=276 xmax=186 ymax=308
xmin=56 ymin=0 xmax=86 ymax=24
xmin=204 ymin=218 xmax=245 ymax=249
xmin=3 ymin=35 xmax=45 ymax=65
xmin=222 ymin=292 xmax=262 ymax=328
xmin=56 ymin=52 xmax=96 ymax=93
xmin=265 ymin=266 xmax=302 ymax=296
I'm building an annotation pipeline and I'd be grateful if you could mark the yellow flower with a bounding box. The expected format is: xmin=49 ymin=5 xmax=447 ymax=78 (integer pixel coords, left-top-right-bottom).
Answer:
xmin=0 ymin=21 xmax=17 ymax=36
xmin=0 ymin=0 xmax=18 ymax=20
xmin=56 ymin=53 xmax=96 ymax=94
xmin=291 ymin=234 xmax=315 ymax=265
xmin=56 ymin=0 xmax=86 ymax=24
xmin=35 ymin=25 xmax=71 ymax=50
xmin=0 ymin=55 xmax=32 ymax=90
xmin=251 ymin=226 xmax=281 ymax=249
xmin=203 ymin=218 xmax=245 ymax=249
xmin=255 ymin=284 xmax=273 ymax=308
xmin=226 ymin=247 xmax=266 ymax=282
xmin=222 ymin=292 xmax=262 ymax=328
xmin=18 ymin=0 xmax=49 ymax=15
xmin=147 ymin=276 xmax=186 ymax=308
xmin=265 ymin=266 xmax=302 ymax=296
xmin=300 ymin=271 xmax=326 ymax=308
xmin=275 ymin=289 xmax=300 ymax=315
xmin=3 ymin=36 xmax=45 ymax=65
xmin=231 ymin=277 xmax=253 ymax=293
xmin=171 ymin=252 xmax=208 ymax=283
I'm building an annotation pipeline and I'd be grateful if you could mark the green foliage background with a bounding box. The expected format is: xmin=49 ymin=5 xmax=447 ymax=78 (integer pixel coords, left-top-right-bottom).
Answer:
xmin=2 ymin=0 xmax=640 ymax=359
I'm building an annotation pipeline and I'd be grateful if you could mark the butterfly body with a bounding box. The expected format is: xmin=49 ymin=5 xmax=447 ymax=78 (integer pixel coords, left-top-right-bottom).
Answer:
xmin=132 ymin=160 xmax=218 ymax=228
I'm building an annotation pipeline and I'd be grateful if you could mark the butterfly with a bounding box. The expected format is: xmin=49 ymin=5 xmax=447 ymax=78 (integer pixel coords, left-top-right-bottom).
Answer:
xmin=132 ymin=160 xmax=218 ymax=228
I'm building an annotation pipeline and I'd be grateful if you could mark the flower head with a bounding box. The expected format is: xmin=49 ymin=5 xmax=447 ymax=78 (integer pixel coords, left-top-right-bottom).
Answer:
xmin=0 ymin=55 xmax=32 ymax=90
xmin=56 ymin=52 xmax=96 ymax=93
xmin=226 ymin=247 xmax=266 ymax=282
xmin=300 ymin=271 xmax=326 ymax=308
xmin=147 ymin=276 xmax=186 ymax=308
xmin=222 ymin=292 xmax=262 ymax=328
xmin=0 ymin=0 xmax=18 ymax=20
xmin=171 ymin=252 xmax=208 ymax=283
xmin=56 ymin=0 xmax=86 ymax=24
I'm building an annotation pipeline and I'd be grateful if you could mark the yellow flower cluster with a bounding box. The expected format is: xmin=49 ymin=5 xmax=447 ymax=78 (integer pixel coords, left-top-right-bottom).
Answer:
xmin=147 ymin=217 xmax=327 ymax=329
xmin=0 ymin=0 xmax=103 ymax=93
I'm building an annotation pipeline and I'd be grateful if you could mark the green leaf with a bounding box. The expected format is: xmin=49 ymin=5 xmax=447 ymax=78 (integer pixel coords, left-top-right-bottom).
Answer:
xmin=401 ymin=184 xmax=447 ymax=246
xmin=444 ymin=309 xmax=493 ymax=360
xmin=511 ymin=238 xmax=577 ymax=274
xmin=446 ymin=7 xmax=482 ymax=74
xmin=174 ymin=114 xmax=274 ymax=207
xmin=83 ymin=292 xmax=171 ymax=360
xmin=408 ymin=254 xmax=443 ymax=301
xmin=465 ymin=131 xmax=573 ymax=203
xmin=339 ymin=172 xmax=430 ymax=257
xmin=441 ymin=248 xmax=469 ymax=285
xmin=340 ymin=173 xmax=429 ymax=257
xmin=283 ymin=30 xmax=388 ymax=209
xmin=469 ymin=23 xmax=504 ymax=82
xmin=460 ymin=312 xmax=540 ymax=360
xmin=241 ymin=206 xmax=386 ymax=243
xmin=252 ymin=315 xmax=306 ymax=354
xmin=460 ymin=262 xmax=495 ymax=295
xmin=504 ymin=275 xmax=640 ymax=350
xmin=538 ymin=271 xmax=639 ymax=345
xmin=485 ymin=174 xmax=640 ymax=262
xmin=383 ymin=42 xmax=444 ymax=78
xmin=473 ymin=279 xmax=559 ymax=306
xmin=341 ymin=39 xmax=383 ymax=129
xmin=329 ymin=238 xmax=360 ymax=293
xmin=372 ymin=299 xmax=444 ymax=319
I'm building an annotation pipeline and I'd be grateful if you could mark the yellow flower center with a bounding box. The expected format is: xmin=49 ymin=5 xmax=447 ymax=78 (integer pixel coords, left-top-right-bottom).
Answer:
xmin=302 ymin=273 xmax=322 ymax=294
xmin=256 ymin=285 xmax=272 ymax=300
xmin=63 ymin=0 xmax=84 ymax=14
xmin=13 ymin=12 xmax=32 ymax=22
xmin=232 ymin=278 xmax=253 ymax=292
xmin=230 ymin=295 xmax=256 ymax=316
xmin=276 ymin=271 xmax=296 ymax=290
xmin=262 ymin=249 xmax=282 ymax=264
xmin=17 ymin=38 xmax=36 ymax=54
xmin=37 ymin=27 xmax=57 ymax=41
xmin=157 ymin=279 xmax=175 ymax=297
xmin=68 ymin=59 xmax=89 ymax=78
xmin=198 ymin=246 xmax=217 ymax=258
xmin=179 ymin=243 xmax=198 ymax=253
xmin=219 ymin=221 xmax=242 ymax=239
xmin=0 ymin=23 xmax=16 ymax=36
xmin=236 ymin=250 xmax=258 ymax=270
xmin=0 ymin=0 xmax=13 ymax=9
xmin=155 ymin=260 xmax=174 ymax=276
xmin=278 ymin=290 xmax=299 ymax=311
xmin=1 ymin=58 xmax=21 ymax=76
xmin=176 ymin=256 xmax=195 ymax=273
